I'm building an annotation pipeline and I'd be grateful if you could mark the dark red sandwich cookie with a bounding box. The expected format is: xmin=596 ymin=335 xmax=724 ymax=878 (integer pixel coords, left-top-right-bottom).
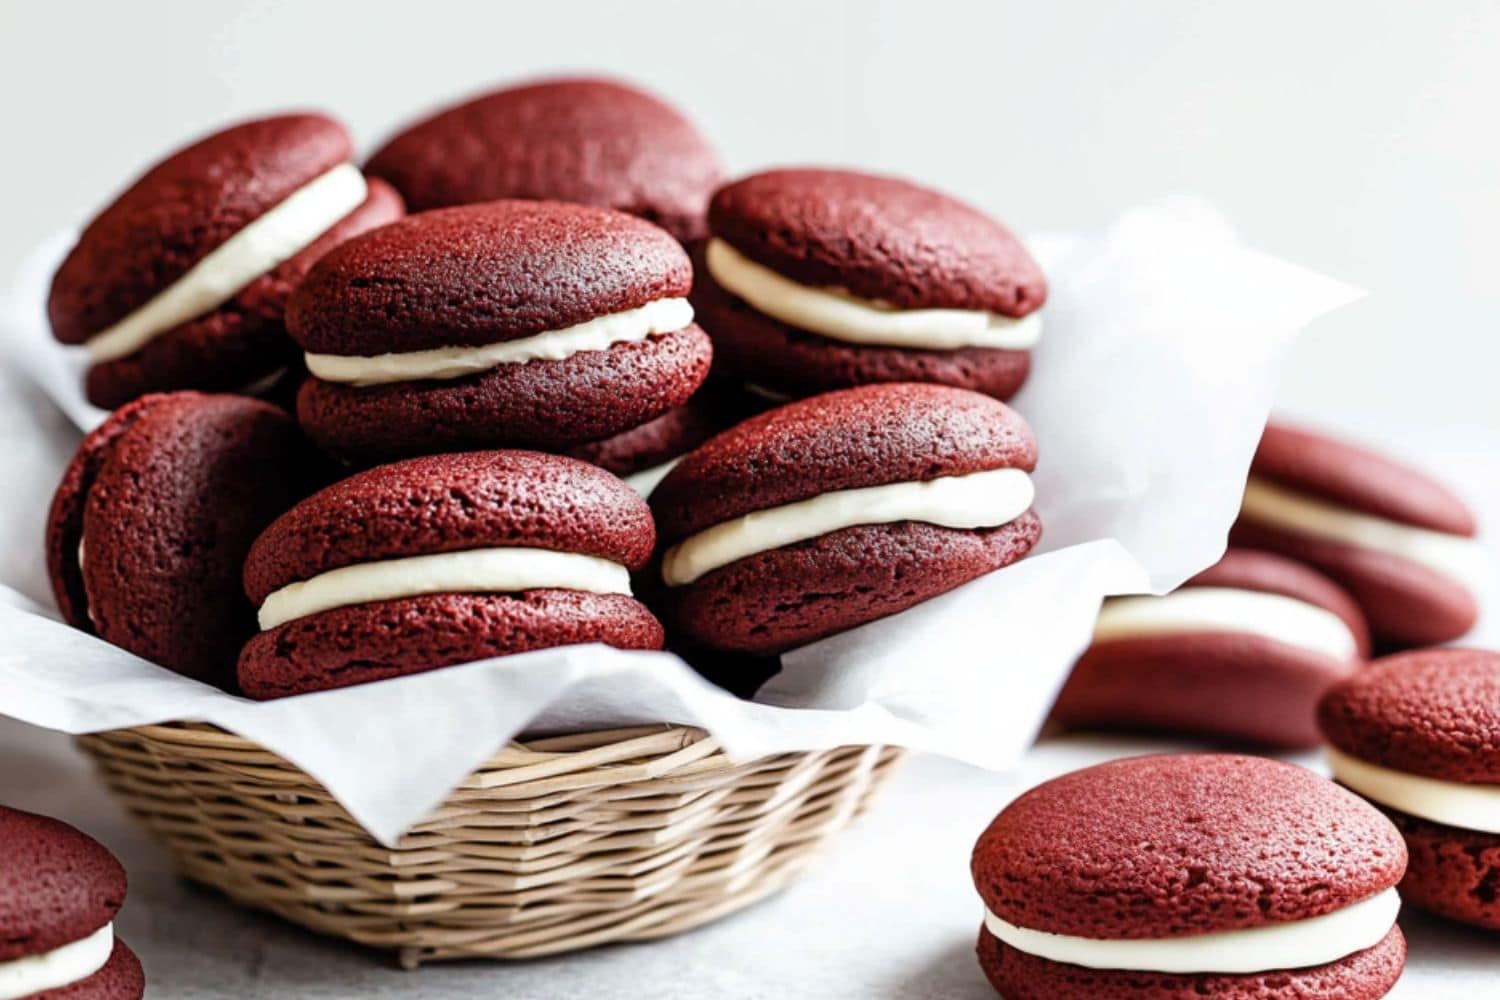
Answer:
xmin=291 ymin=200 xmax=712 ymax=463
xmin=0 ymin=805 xmax=145 ymax=999
xmin=45 ymin=392 xmax=320 ymax=688
xmin=238 ymin=450 xmax=665 ymax=698
xmin=1233 ymin=421 xmax=1482 ymax=648
xmin=367 ymin=77 xmax=722 ymax=243
xmin=49 ymin=113 xmax=403 ymax=409
xmin=693 ymin=168 xmax=1045 ymax=402
xmin=1053 ymin=548 xmax=1370 ymax=748
xmin=1319 ymin=647 xmax=1500 ymax=930
xmin=970 ymin=754 xmax=1407 ymax=999
xmin=649 ymin=383 xmax=1041 ymax=655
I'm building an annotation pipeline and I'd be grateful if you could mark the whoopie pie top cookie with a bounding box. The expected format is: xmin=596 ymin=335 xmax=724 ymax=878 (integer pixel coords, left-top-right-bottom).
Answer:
xmin=0 ymin=806 xmax=144 ymax=999
xmin=46 ymin=392 xmax=320 ymax=688
xmin=649 ymin=383 xmax=1042 ymax=655
xmin=367 ymin=77 xmax=722 ymax=242
xmin=1054 ymin=548 xmax=1369 ymax=748
xmin=1233 ymin=420 xmax=1483 ymax=648
xmin=290 ymin=200 xmax=713 ymax=463
xmin=49 ymin=113 xmax=403 ymax=409
xmin=971 ymin=755 xmax=1407 ymax=1000
xmin=1319 ymin=649 xmax=1500 ymax=930
xmin=693 ymin=168 xmax=1046 ymax=402
xmin=238 ymin=450 xmax=665 ymax=698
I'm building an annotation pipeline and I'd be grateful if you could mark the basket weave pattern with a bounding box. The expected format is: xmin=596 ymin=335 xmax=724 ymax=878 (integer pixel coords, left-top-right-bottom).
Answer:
xmin=78 ymin=723 xmax=901 ymax=967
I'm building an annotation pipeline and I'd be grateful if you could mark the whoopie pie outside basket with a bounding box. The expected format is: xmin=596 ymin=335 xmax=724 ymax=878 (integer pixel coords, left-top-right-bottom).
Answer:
xmin=1234 ymin=420 xmax=1483 ymax=648
xmin=1054 ymin=547 xmax=1370 ymax=748
xmin=971 ymin=754 xmax=1409 ymax=999
xmin=1320 ymin=647 xmax=1500 ymax=931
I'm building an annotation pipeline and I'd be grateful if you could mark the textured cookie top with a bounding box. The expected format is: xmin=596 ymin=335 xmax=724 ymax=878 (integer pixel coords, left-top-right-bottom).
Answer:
xmin=1319 ymin=648 xmax=1500 ymax=784
xmin=0 ymin=807 xmax=127 ymax=962
xmin=1189 ymin=547 xmax=1371 ymax=654
xmin=1252 ymin=421 xmax=1476 ymax=536
xmin=366 ymin=77 xmax=722 ymax=242
xmin=708 ymin=168 xmax=1046 ymax=315
xmin=971 ymin=754 xmax=1406 ymax=939
xmin=286 ymin=200 xmax=692 ymax=355
xmin=244 ymin=450 xmax=656 ymax=603
xmin=49 ymin=113 xmax=353 ymax=345
xmin=565 ymin=383 xmax=759 ymax=476
xmin=650 ymin=383 xmax=1036 ymax=544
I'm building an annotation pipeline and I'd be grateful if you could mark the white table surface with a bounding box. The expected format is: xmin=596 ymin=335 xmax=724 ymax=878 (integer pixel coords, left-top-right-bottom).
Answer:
xmin=0 ymin=719 xmax=1493 ymax=999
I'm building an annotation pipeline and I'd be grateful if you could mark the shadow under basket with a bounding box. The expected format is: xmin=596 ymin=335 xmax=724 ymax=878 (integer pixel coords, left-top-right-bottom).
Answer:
xmin=76 ymin=723 xmax=903 ymax=967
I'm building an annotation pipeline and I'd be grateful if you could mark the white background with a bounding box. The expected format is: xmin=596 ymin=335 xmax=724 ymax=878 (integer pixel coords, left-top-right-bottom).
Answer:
xmin=3 ymin=0 xmax=1499 ymax=437
xmin=2 ymin=3 xmax=1498 ymax=997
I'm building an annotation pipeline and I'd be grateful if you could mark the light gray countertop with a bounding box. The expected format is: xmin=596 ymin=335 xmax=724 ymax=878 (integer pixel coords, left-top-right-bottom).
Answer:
xmin=1 ymin=719 xmax=1492 ymax=999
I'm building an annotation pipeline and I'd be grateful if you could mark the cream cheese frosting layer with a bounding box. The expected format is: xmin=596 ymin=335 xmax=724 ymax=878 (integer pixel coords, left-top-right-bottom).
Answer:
xmin=84 ymin=164 xmax=369 ymax=363
xmin=1241 ymin=478 xmax=1486 ymax=592
xmin=705 ymin=238 xmax=1043 ymax=351
xmin=983 ymin=888 xmax=1400 ymax=975
xmin=0 ymin=922 xmax=114 ymax=1000
xmin=623 ymin=457 xmax=681 ymax=499
xmin=258 ymin=547 xmax=632 ymax=631
xmin=661 ymin=467 xmax=1034 ymax=587
xmin=304 ymin=297 xmax=694 ymax=386
xmin=1327 ymin=746 xmax=1500 ymax=835
xmin=1093 ymin=587 xmax=1360 ymax=661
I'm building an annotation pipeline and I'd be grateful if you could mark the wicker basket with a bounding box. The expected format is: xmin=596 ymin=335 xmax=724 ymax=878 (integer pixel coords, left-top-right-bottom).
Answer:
xmin=76 ymin=723 xmax=902 ymax=967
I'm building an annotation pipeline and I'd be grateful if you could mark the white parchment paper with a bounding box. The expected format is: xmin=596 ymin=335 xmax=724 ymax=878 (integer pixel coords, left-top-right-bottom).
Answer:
xmin=0 ymin=199 xmax=1361 ymax=845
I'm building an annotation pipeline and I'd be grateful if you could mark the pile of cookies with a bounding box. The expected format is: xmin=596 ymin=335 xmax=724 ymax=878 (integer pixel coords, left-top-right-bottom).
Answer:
xmin=23 ymin=74 xmax=1496 ymax=999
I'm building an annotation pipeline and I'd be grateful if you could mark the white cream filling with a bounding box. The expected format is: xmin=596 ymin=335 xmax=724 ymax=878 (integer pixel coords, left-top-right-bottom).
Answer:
xmin=983 ymin=888 xmax=1399 ymax=974
xmin=624 ymin=457 xmax=681 ymax=499
xmin=1093 ymin=587 xmax=1359 ymax=661
xmin=705 ymin=238 xmax=1043 ymax=351
xmin=661 ymin=467 xmax=1034 ymax=587
xmin=0 ymin=923 xmax=113 ymax=1000
xmin=258 ymin=547 xmax=632 ymax=631
xmin=1327 ymin=746 xmax=1500 ymax=835
xmin=84 ymin=164 xmax=368 ymax=363
xmin=1241 ymin=477 xmax=1486 ymax=593
xmin=303 ymin=297 xmax=694 ymax=386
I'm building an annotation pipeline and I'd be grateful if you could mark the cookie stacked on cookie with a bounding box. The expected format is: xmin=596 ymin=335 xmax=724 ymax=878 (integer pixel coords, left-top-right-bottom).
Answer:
xmin=49 ymin=113 xmax=403 ymax=409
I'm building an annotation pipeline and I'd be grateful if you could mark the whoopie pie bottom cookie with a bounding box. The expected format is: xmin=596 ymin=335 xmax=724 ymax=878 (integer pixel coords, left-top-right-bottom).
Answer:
xmin=971 ymin=755 xmax=1409 ymax=1000
xmin=237 ymin=450 xmax=665 ymax=698
xmin=1320 ymin=647 xmax=1500 ymax=930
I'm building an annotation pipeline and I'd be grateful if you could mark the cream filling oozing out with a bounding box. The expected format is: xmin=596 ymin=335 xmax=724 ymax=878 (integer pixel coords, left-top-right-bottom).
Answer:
xmin=1092 ymin=587 xmax=1360 ymax=661
xmin=704 ymin=237 xmax=1043 ymax=351
xmin=257 ymin=547 xmax=632 ymax=631
xmin=303 ymin=297 xmax=694 ymax=387
xmin=1326 ymin=746 xmax=1500 ymax=835
xmin=983 ymin=888 xmax=1400 ymax=975
xmin=1240 ymin=478 xmax=1486 ymax=593
xmin=84 ymin=163 xmax=369 ymax=363
xmin=0 ymin=923 xmax=114 ymax=1000
xmin=661 ymin=467 xmax=1034 ymax=587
